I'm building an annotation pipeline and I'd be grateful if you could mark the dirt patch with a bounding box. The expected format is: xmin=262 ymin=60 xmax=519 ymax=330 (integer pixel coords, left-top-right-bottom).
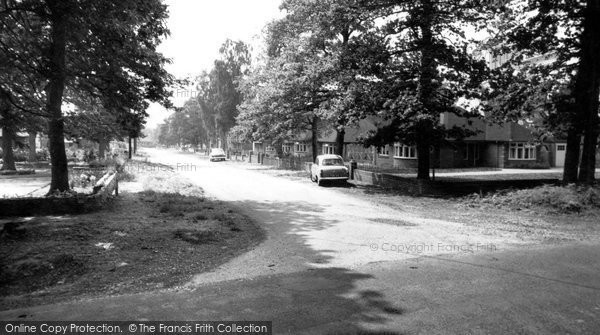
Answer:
xmin=0 ymin=162 xmax=265 ymax=311
xmin=337 ymin=183 xmax=600 ymax=244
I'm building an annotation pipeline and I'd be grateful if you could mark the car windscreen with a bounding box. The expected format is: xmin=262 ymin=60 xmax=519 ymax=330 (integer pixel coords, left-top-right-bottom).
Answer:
xmin=322 ymin=158 xmax=344 ymax=166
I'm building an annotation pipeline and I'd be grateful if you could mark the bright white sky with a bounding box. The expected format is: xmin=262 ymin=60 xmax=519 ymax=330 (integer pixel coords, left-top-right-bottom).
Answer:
xmin=146 ymin=0 xmax=283 ymax=128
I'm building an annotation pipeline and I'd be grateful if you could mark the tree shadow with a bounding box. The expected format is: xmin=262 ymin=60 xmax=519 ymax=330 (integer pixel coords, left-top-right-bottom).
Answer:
xmin=0 ymin=199 xmax=409 ymax=333
xmin=208 ymin=199 xmax=409 ymax=334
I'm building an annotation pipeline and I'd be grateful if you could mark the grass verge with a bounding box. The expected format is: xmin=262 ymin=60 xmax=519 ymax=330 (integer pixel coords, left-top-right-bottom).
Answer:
xmin=0 ymin=161 xmax=265 ymax=310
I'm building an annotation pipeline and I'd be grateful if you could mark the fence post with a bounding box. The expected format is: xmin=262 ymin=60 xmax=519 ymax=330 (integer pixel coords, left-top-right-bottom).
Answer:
xmin=349 ymin=159 xmax=357 ymax=180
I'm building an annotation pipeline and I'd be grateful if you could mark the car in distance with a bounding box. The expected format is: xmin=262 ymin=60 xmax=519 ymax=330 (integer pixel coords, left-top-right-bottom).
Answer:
xmin=310 ymin=154 xmax=349 ymax=186
xmin=209 ymin=148 xmax=226 ymax=162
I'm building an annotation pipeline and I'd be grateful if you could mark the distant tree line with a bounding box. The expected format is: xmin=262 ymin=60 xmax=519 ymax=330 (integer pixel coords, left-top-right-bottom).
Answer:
xmin=158 ymin=39 xmax=250 ymax=152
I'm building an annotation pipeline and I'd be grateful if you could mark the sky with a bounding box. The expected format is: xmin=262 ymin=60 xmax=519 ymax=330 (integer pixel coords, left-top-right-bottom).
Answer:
xmin=146 ymin=0 xmax=283 ymax=128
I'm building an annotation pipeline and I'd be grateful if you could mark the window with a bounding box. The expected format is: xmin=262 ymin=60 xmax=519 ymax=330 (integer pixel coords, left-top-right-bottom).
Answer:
xmin=509 ymin=143 xmax=536 ymax=160
xmin=322 ymin=144 xmax=335 ymax=155
xmin=557 ymin=144 xmax=566 ymax=151
xmin=282 ymin=144 xmax=292 ymax=153
xmin=295 ymin=143 xmax=307 ymax=153
xmin=464 ymin=143 xmax=480 ymax=160
xmin=322 ymin=158 xmax=344 ymax=166
xmin=377 ymin=145 xmax=390 ymax=156
xmin=393 ymin=143 xmax=417 ymax=159
xmin=266 ymin=146 xmax=275 ymax=152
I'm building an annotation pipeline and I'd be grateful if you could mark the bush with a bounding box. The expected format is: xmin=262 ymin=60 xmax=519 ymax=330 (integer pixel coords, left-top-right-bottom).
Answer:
xmin=507 ymin=162 xmax=550 ymax=169
xmin=36 ymin=149 xmax=49 ymax=161
xmin=12 ymin=149 xmax=29 ymax=162
xmin=69 ymin=169 xmax=107 ymax=189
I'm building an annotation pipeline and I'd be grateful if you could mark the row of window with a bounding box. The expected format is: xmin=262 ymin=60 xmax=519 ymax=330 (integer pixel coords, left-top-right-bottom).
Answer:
xmin=265 ymin=142 xmax=537 ymax=160
xmin=508 ymin=143 xmax=536 ymax=160
xmin=378 ymin=142 xmax=537 ymax=160
xmin=266 ymin=144 xmax=308 ymax=153
xmin=267 ymin=143 xmax=339 ymax=154
xmin=377 ymin=144 xmax=418 ymax=159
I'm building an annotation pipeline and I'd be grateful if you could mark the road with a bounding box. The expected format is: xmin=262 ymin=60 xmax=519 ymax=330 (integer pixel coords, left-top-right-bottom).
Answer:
xmin=2 ymin=148 xmax=600 ymax=334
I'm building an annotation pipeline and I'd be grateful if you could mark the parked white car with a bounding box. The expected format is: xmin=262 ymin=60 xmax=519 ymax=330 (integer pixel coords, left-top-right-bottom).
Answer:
xmin=209 ymin=148 xmax=226 ymax=162
xmin=310 ymin=154 xmax=349 ymax=186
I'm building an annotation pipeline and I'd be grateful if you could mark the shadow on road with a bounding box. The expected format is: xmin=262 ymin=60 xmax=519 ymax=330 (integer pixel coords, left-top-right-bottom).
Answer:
xmin=215 ymin=199 xmax=407 ymax=334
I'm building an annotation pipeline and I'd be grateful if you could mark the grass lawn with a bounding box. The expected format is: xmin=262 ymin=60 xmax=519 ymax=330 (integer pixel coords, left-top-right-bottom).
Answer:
xmin=0 ymin=160 xmax=265 ymax=310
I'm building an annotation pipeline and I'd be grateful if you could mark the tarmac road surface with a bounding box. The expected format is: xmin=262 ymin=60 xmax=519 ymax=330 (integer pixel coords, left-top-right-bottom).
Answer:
xmin=2 ymin=148 xmax=599 ymax=334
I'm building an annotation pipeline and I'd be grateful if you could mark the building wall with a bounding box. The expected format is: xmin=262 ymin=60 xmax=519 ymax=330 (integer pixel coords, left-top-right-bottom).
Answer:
xmin=392 ymin=157 xmax=418 ymax=169
xmin=502 ymin=143 xmax=550 ymax=168
xmin=482 ymin=143 xmax=502 ymax=168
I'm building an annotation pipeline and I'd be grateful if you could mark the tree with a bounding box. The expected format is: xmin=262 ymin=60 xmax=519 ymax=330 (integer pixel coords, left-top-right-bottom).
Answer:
xmin=64 ymin=106 xmax=119 ymax=159
xmin=485 ymin=0 xmax=600 ymax=185
xmin=358 ymin=0 xmax=491 ymax=179
xmin=261 ymin=0 xmax=386 ymax=157
xmin=0 ymin=92 xmax=17 ymax=171
xmin=1 ymin=0 xmax=173 ymax=192
xmin=0 ymin=7 xmax=47 ymax=169
xmin=573 ymin=0 xmax=600 ymax=184
xmin=209 ymin=40 xmax=251 ymax=150
xmin=237 ymin=36 xmax=337 ymax=161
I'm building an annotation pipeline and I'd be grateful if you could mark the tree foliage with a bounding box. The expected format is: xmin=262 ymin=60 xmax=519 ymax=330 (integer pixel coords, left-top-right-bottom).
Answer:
xmin=159 ymin=40 xmax=250 ymax=150
xmin=1 ymin=0 xmax=173 ymax=191
xmin=237 ymin=0 xmax=492 ymax=175
xmin=484 ymin=0 xmax=600 ymax=185
xmin=235 ymin=0 xmax=386 ymax=160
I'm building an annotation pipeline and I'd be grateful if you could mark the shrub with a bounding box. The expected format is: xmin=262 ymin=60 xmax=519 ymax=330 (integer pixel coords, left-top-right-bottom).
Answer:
xmin=36 ymin=149 xmax=49 ymax=161
xmin=12 ymin=149 xmax=29 ymax=162
xmin=69 ymin=169 xmax=107 ymax=189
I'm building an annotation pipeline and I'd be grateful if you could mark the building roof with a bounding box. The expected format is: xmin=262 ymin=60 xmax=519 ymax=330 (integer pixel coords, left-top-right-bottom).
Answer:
xmin=440 ymin=112 xmax=536 ymax=142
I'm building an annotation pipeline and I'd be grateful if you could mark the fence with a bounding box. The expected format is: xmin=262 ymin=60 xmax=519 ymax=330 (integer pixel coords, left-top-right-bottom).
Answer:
xmin=355 ymin=162 xmax=416 ymax=174
xmin=261 ymin=155 xmax=312 ymax=171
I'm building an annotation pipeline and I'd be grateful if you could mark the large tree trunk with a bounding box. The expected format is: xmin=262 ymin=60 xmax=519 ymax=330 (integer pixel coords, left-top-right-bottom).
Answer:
xmin=335 ymin=128 xmax=345 ymax=157
xmin=1 ymin=123 xmax=16 ymax=171
xmin=579 ymin=118 xmax=599 ymax=184
xmin=27 ymin=131 xmax=37 ymax=162
xmin=415 ymin=0 xmax=436 ymax=180
xmin=98 ymin=138 xmax=107 ymax=159
xmin=577 ymin=0 xmax=600 ymax=184
xmin=563 ymin=129 xmax=581 ymax=184
xmin=221 ymin=129 xmax=228 ymax=152
xmin=274 ymin=139 xmax=284 ymax=158
xmin=416 ymin=123 xmax=432 ymax=180
xmin=311 ymin=117 xmax=319 ymax=162
xmin=46 ymin=2 xmax=69 ymax=193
